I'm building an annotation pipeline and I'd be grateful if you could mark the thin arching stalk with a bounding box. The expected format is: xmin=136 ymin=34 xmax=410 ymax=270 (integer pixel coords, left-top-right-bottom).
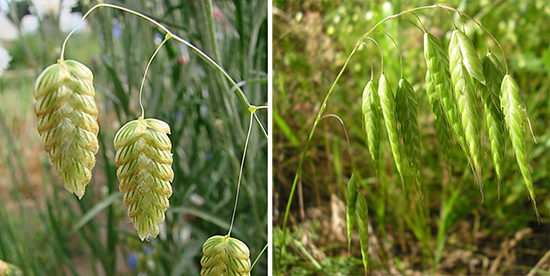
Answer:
xmin=59 ymin=3 xmax=268 ymax=140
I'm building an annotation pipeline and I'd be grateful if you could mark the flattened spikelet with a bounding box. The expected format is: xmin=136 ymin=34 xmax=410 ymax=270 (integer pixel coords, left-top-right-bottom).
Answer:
xmin=201 ymin=235 xmax=251 ymax=276
xmin=453 ymin=30 xmax=485 ymax=84
xmin=424 ymin=33 xmax=467 ymax=158
xmin=34 ymin=60 xmax=99 ymax=199
xmin=449 ymin=31 xmax=483 ymax=195
xmin=482 ymin=53 xmax=506 ymax=195
xmin=114 ymin=117 xmax=174 ymax=240
xmin=362 ymin=80 xmax=381 ymax=177
xmin=396 ymin=78 xmax=422 ymax=198
xmin=379 ymin=73 xmax=406 ymax=186
xmin=356 ymin=193 xmax=369 ymax=274
xmin=346 ymin=173 xmax=358 ymax=249
xmin=501 ymin=75 xmax=540 ymax=220
xmin=425 ymin=71 xmax=455 ymax=170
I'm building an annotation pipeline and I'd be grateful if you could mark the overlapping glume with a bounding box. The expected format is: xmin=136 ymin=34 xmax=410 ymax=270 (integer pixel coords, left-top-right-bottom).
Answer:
xmin=34 ymin=60 xmax=99 ymax=199
xmin=114 ymin=117 xmax=174 ymax=240
xmin=201 ymin=235 xmax=251 ymax=276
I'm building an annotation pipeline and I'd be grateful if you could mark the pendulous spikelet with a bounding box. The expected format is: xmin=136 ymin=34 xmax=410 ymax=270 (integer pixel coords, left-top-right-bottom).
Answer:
xmin=34 ymin=59 xmax=99 ymax=199
xmin=114 ymin=117 xmax=174 ymax=240
xmin=362 ymin=80 xmax=381 ymax=177
xmin=449 ymin=30 xmax=483 ymax=195
xmin=200 ymin=235 xmax=251 ymax=276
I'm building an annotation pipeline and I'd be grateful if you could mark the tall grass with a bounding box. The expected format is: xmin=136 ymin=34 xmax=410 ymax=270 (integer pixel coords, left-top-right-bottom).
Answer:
xmin=0 ymin=0 xmax=267 ymax=275
xmin=273 ymin=0 xmax=549 ymax=274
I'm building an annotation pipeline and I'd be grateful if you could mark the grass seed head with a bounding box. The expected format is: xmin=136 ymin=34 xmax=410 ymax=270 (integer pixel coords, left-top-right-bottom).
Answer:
xmin=501 ymin=75 xmax=540 ymax=220
xmin=453 ymin=29 xmax=486 ymax=84
xmin=396 ymin=78 xmax=422 ymax=197
xmin=200 ymin=235 xmax=251 ymax=276
xmin=449 ymin=31 xmax=483 ymax=195
xmin=114 ymin=117 xmax=174 ymax=240
xmin=482 ymin=52 xmax=506 ymax=194
xmin=378 ymin=73 xmax=406 ymax=186
xmin=34 ymin=60 xmax=99 ymax=199
xmin=362 ymin=80 xmax=381 ymax=177
xmin=424 ymin=33 xmax=468 ymax=163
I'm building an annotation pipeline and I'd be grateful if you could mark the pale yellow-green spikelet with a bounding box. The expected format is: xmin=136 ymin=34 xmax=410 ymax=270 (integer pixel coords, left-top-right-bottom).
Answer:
xmin=34 ymin=60 xmax=99 ymax=199
xmin=200 ymin=235 xmax=251 ymax=276
xmin=114 ymin=117 xmax=173 ymax=240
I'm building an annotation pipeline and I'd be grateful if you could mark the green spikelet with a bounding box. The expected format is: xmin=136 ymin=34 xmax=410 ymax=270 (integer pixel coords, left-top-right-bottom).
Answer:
xmin=424 ymin=33 xmax=467 ymax=158
xmin=425 ymin=71 xmax=455 ymax=170
xmin=449 ymin=30 xmax=483 ymax=195
xmin=356 ymin=193 xmax=369 ymax=275
xmin=362 ymin=80 xmax=381 ymax=177
xmin=346 ymin=173 xmax=358 ymax=250
xmin=379 ymin=73 xmax=406 ymax=186
xmin=114 ymin=117 xmax=174 ymax=240
xmin=396 ymin=78 xmax=422 ymax=198
xmin=482 ymin=52 xmax=506 ymax=196
xmin=453 ymin=29 xmax=486 ymax=84
xmin=501 ymin=75 xmax=540 ymax=220
xmin=0 ymin=259 xmax=23 ymax=276
xmin=201 ymin=235 xmax=251 ymax=276
xmin=34 ymin=60 xmax=99 ymax=199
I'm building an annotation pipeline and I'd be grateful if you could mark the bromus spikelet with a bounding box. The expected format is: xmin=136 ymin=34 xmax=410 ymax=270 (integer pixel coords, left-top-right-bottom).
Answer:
xmin=425 ymin=71 xmax=455 ymax=170
xmin=452 ymin=30 xmax=485 ymax=84
xmin=424 ymin=33 xmax=467 ymax=157
xmin=501 ymin=75 xmax=540 ymax=220
xmin=379 ymin=73 xmax=406 ymax=186
xmin=346 ymin=173 xmax=358 ymax=249
xmin=34 ymin=60 xmax=99 ymax=199
xmin=200 ymin=235 xmax=251 ymax=276
xmin=482 ymin=52 xmax=506 ymax=195
xmin=449 ymin=30 xmax=483 ymax=194
xmin=361 ymin=80 xmax=381 ymax=177
xmin=114 ymin=117 xmax=174 ymax=240
xmin=396 ymin=78 xmax=422 ymax=197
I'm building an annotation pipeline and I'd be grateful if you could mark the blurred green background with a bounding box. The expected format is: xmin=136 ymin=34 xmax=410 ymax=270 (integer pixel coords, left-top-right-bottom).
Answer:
xmin=273 ymin=0 xmax=549 ymax=275
xmin=0 ymin=0 xmax=267 ymax=275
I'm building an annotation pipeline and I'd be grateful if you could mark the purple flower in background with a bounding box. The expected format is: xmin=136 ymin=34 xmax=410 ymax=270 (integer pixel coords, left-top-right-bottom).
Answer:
xmin=154 ymin=33 xmax=162 ymax=44
xmin=143 ymin=246 xmax=151 ymax=255
xmin=113 ymin=23 xmax=121 ymax=38
xmin=126 ymin=252 xmax=138 ymax=269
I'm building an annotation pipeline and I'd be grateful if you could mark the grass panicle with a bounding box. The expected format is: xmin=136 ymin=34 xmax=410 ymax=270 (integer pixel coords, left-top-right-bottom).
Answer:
xmin=379 ymin=73 xmax=406 ymax=187
xmin=34 ymin=59 xmax=99 ymax=199
xmin=396 ymin=78 xmax=423 ymax=198
xmin=114 ymin=117 xmax=174 ymax=240
xmin=481 ymin=52 xmax=506 ymax=196
xmin=346 ymin=173 xmax=358 ymax=250
xmin=200 ymin=235 xmax=251 ymax=276
xmin=356 ymin=193 xmax=369 ymax=275
xmin=501 ymin=75 xmax=540 ymax=220
xmin=449 ymin=30 xmax=483 ymax=196
xmin=362 ymin=80 xmax=381 ymax=178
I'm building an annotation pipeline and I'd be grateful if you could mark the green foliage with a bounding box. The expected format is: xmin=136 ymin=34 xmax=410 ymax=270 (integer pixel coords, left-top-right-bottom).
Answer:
xmin=0 ymin=1 xmax=267 ymax=275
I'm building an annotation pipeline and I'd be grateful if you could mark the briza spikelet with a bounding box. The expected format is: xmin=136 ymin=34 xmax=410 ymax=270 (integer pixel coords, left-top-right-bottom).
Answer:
xmin=114 ymin=117 xmax=174 ymax=240
xmin=34 ymin=60 xmax=99 ymax=199
xmin=200 ymin=235 xmax=251 ymax=276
